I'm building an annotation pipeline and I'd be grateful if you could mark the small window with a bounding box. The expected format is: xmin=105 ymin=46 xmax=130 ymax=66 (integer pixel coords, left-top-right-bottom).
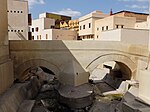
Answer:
xmin=97 ymin=28 xmax=99 ymax=31
xmin=97 ymin=35 xmax=99 ymax=38
xmin=18 ymin=11 xmax=19 ymax=13
xmin=7 ymin=10 xmax=9 ymax=12
xmin=37 ymin=35 xmax=39 ymax=40
xmin=14 ymin=30 xmax=16 ymax=32
xmin=40 ymin=35 xmax=41 ymax=40
xmin=8 ymin=30 xmax=9 ymax=32
xmin=11 ymin=30 xmax=13 ymax=32
xmin=106 ymin=26 xmax=108 ymax=30
xmin=32 ymin=28 xmax=34 ymax=32
xmin=89 ymin=23 xmax=91 ymax=28
xmin=83 ymin=36 xmax=85 ymax=39
xmin=32 ymin=36 xmax=34 ymax=40
xmin=46 ymin=34 xmax=48 ymax=39
xmin=102 ymin=27 xmax=104 ymax=31
xmin=21 ymin=30 xmax=23 ymax=32
xmin=35 ymin=27 xmax=38 ymax=32
xmin=14 ymin=11 xmax=16 ymax=13
xmin=10 ymin=10 xmax=12 ymax=13
xmin=116 ymin=25 xmax=119 ymax=29
xmin=121 ymin=25 xmax=124 ymax=28
xmin=21 ymin=11 xmax=23 ymax=13
xmin=83 ymin=25 xmax=85 ymax=29
xmin=18 ymin=30 xmax=20 ymax=32
xmin=80 ymin=26 xmax=82 ymax=30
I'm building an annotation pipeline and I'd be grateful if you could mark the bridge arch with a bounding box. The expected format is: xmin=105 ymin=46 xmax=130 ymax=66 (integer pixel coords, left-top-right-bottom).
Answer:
xmin=86 ymin=53 xmax=137 ymax=79
xmin=15 ymin=59 xmax=60 ymax=81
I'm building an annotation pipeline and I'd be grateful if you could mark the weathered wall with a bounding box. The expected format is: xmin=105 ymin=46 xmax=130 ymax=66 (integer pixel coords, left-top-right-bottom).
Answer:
xmin=0 ymin=0 xmax=14 ymax=95
xmin=10 ymin=40 xmax=148 ymax=86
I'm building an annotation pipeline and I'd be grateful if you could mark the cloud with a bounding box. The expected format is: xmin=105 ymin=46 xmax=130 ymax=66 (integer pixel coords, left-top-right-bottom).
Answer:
xmin=52 ymin=8 xmax=82 ymax=18
xmin=126 ymin=4 xmax=148 ymax=9
xmin=28 ymin=0 xmax=45 ymax=6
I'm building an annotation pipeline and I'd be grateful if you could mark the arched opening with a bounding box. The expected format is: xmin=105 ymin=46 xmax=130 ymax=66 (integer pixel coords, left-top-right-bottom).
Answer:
xmin=17 ymin=66 xmax=56 ymax=82
xmin=89 ymin=61 xmax=132 ymax=89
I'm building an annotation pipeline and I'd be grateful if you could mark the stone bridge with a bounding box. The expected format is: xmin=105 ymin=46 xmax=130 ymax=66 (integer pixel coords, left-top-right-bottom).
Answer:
xmin=10 ymin=40 xmax=149 ymax=86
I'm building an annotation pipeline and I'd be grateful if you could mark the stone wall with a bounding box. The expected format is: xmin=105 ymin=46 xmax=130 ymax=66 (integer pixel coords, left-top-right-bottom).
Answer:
xmin=0 ymin=0 xmax=14 ymax=95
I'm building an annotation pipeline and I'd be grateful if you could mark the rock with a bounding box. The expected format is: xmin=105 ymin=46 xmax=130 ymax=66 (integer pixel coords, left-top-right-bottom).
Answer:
xmin=40 ymin=84 xmax=55 ymax=92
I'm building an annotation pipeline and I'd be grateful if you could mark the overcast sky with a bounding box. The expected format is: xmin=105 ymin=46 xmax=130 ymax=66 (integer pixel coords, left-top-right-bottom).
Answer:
xmin=28 ymin=0 xmax=150 ymax=19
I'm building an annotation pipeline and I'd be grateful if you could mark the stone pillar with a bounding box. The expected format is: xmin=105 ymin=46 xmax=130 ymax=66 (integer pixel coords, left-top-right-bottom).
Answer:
xmin=0 ymin=0 xmax=8 ymax=45
xmin=138 ymin=16 xmax=150 ymax=104
xmin=0 ymin=0 xmax=14 ymax=95
xmin=139 ymin=70 xmax=150 ymax=105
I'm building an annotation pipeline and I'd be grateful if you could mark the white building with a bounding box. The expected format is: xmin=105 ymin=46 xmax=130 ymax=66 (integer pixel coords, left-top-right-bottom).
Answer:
xmin=7 ymin=0 xmax=28 ymax=40
xmin=31 ymin=15 xmax=77 ymax=40
xmin=79 ymin=11 xmax=108 ymax=40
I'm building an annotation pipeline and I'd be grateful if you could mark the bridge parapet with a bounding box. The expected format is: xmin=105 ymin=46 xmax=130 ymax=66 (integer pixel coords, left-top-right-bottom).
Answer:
xmin=9 ymin=40 xmax=149 ymax=86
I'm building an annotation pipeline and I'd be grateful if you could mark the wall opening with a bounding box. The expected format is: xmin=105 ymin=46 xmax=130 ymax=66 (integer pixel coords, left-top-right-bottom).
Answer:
xmin=16 ymin=66 xmax=56 ymax=82
xmin=89 ymin=61 xmax=132 ymax=89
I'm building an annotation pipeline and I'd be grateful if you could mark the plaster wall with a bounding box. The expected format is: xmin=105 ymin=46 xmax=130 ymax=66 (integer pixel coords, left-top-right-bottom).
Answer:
xmin=7 ymin=0 xmax=28 ymax=40
xmin=0 ymin=0 xmax=14 ymax=95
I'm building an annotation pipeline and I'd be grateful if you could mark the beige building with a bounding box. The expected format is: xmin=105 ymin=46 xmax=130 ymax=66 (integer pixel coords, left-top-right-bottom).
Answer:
xmin=7 ymin=0 xmax=29 ymax=40
xmin=95 ymin=15 xmax=136 ymax=40
xmin=31 ymin=16 xmax=77 ymax=40
xmin=79 ymin=11 xmax=108 ymax=40
xmin=101 ymin=28 xmax=149 ymax=45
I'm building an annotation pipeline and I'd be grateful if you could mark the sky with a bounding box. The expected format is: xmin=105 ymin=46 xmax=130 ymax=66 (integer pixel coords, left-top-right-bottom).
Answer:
xmin=28 ymin=0 xmax=150 ymax=19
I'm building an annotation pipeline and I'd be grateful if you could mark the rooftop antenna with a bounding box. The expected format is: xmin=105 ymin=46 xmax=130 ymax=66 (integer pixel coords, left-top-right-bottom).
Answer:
xmin=110 ymin=9 xmax=113 ymax=16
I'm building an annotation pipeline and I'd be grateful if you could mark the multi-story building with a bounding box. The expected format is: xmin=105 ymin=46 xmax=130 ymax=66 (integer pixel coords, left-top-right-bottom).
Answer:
xmin=31 ymin=15 xmax=77 ymax=40
xmin=39 ymin=12 xmax=71 ymax=29
xmin=79 ymin=11 xmax=108 ymax=40
xmin=78 ymin=10 xmax=149 ymax=45
xmin=7 ymin=0 xmax=29 ymax=40
xmin=96 ymin=11 xmax=150 ymax=45
xmin=95 ymin=15 xmax=136 ymax=40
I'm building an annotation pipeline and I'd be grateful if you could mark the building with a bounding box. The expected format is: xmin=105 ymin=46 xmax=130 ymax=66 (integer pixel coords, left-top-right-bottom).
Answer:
xmin=95 ymin=15 xmax=136 ymax=40
xmin=31 ymin=16 xmax=77 ymax=40
xmin=79 ymin=11 xmax=108 ymax=40
xmin=39 ymin=12 xmax=71 ymax=29
xmin=7 ymin=0 xmax=29 ymax=40
xmin=113 ymin=10 xmax=149 ymax=22
xmin=95 ymin=11 xmax=150 ymax=45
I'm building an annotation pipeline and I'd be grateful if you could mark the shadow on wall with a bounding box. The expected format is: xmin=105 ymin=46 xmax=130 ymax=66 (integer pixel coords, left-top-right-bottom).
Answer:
xmin=10 ymin=40 xmax=89 ymax=86
xmin=102 ymin=61 xmax=132 ymax=89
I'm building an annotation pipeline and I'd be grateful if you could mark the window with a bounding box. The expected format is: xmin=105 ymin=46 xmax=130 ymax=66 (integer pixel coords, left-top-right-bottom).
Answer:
xmin=32 ymin=28 xmax=34 ymax=32
xmin=121 ymin=25 xmax=124 ymax=28
xmin=83 ymin=25 xmax=85 ymax=29
xmin=21 ymin=11 xmax=23 ymax=13
xmin=40 ymin=35 xmax=41 ymax=40
xmin=37 ymin=35 xmax=39 ymax=40
xmin=11 ymin=30 xmax=13 ymax=32
xmin=116 ymin=25 xmax=119 ymax=29
xmin=14 ymin=30 xmax=16 ymax=32
xmin=97 ymin=28 xmax=99 ymax=31
xmin=10 ymin=10 xmax=12 ymax=13
xmin=14 ymin=11 xmax=16 ymax=13
xmin=106 ymin=26 xmax=108 ymax=30
xmin=102 ymin=27 xmax=104 ymax=31
xmin=18 ymin=30 xmax=20 ymax=32
xmin=89 ymin=23 xmax=91 ymax=28
xmin=80 ymin=26 xmax=82 ymax=30
xmin=46 ymin=34 xmax=48 ymax=39
xmin=7 ymin=10 xmax=9 ymax=12
xmin=18 ymin=11 xmax=19 ymax=13
xmin=35 ymin=27 xmax=38 ymax=32
xmin=97 ymin=35 xmax=99 ymax=38
xmin=21 ymin=30 xmax=23 ymax=32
